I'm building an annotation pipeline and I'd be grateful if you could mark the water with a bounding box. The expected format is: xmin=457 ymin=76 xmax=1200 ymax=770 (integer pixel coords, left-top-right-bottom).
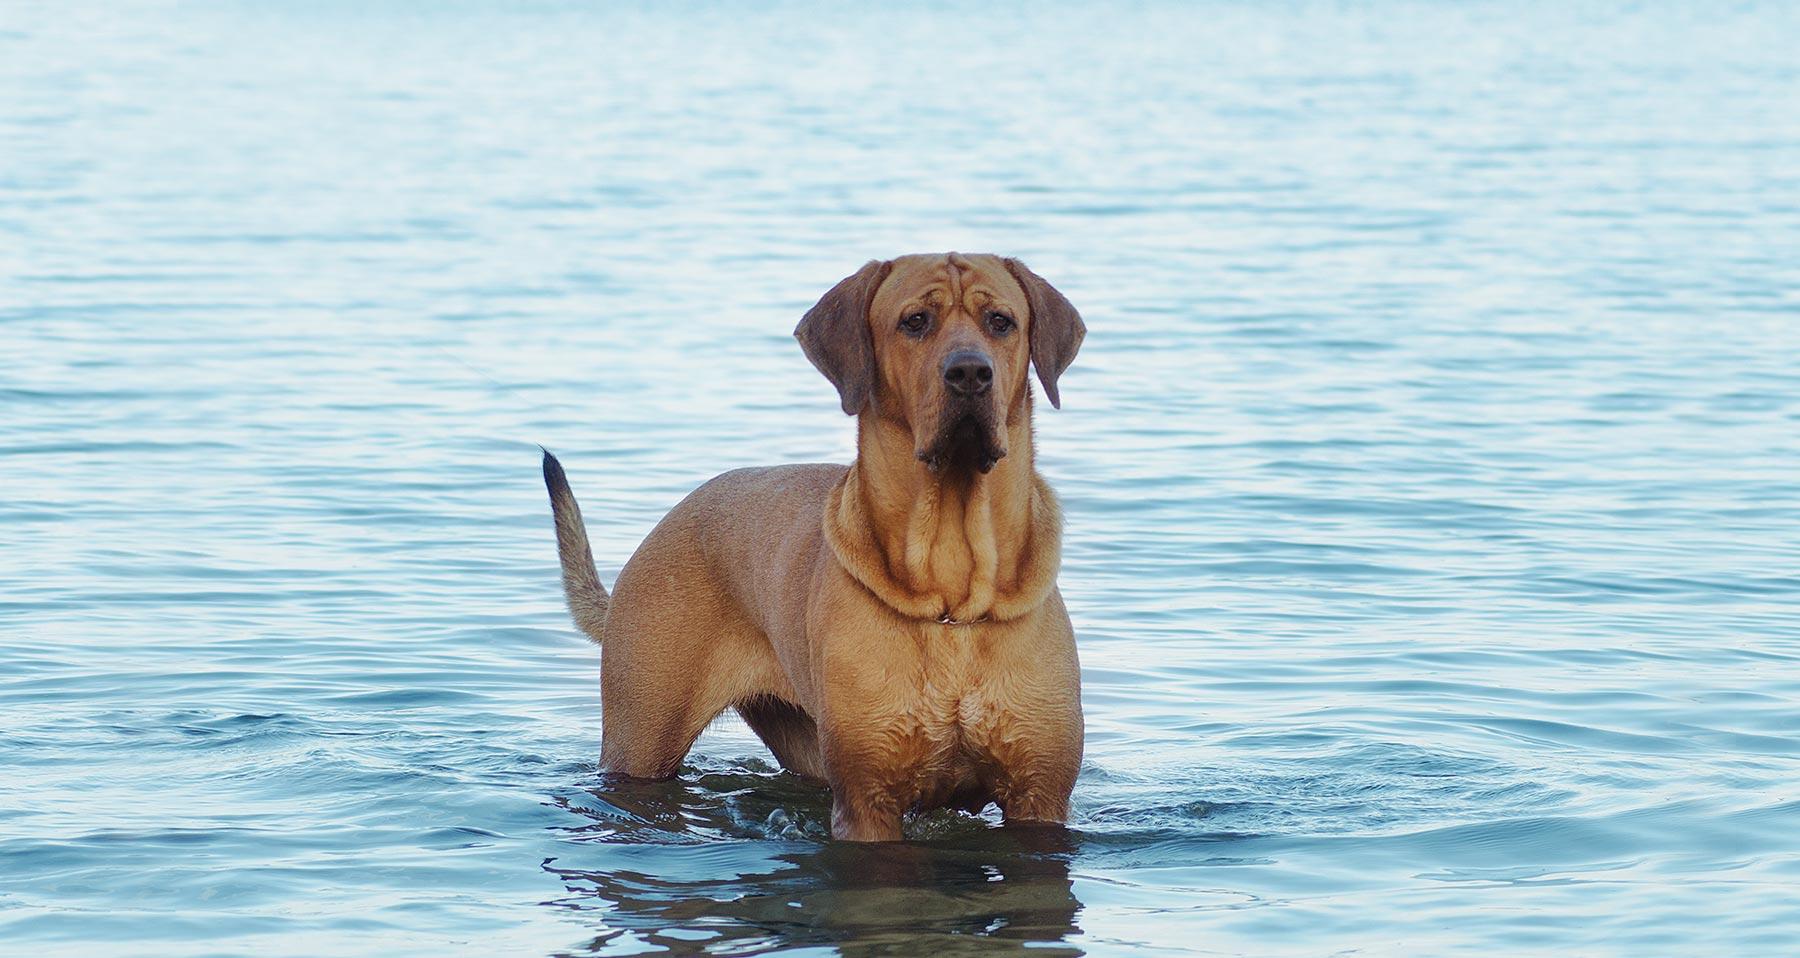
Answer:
xmin=3 ymin=1 xmax=1799 ymax=954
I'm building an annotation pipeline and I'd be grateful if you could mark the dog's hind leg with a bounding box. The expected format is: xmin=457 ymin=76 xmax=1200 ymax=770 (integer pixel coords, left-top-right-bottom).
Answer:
xmin=736 ymin=696 xmax=826 ymax=783
xmin=593 ymin=549 xmax=789 ymax=780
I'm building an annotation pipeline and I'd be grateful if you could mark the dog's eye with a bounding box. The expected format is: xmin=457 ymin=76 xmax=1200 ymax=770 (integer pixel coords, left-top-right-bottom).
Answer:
xmin=987 ymin=311 xmax=1016 ymax=335
xmin=898 ymin=311 xmax=931 ymax=335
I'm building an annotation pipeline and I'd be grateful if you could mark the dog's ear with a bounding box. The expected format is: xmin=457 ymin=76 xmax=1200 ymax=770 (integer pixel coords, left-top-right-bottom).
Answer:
xmin=1004 ymin=258 xmax=1085 ymax=409
xmin=795 ymin=259 xmax=892 ymax=416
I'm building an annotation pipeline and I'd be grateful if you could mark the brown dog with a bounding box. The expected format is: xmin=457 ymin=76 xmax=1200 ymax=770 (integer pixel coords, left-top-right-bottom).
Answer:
xmin=543 ymin=252 xmax=1085 ymax=841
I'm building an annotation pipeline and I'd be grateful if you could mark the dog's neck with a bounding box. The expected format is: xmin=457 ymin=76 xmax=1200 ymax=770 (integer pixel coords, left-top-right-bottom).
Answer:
xmin=823 ymin=408 xmax=1062 ymax=624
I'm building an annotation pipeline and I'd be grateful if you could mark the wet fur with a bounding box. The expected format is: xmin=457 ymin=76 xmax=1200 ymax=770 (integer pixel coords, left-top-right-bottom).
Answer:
xmin=544 ymin=252 xmax=1086 ymax=841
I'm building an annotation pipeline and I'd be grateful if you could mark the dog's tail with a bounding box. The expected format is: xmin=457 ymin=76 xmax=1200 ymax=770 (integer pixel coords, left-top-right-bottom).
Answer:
xmin=542 ymin=449 xmax=609 ymax=644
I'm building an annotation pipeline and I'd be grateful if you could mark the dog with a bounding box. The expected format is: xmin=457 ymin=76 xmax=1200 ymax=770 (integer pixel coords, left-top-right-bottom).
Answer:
xmin=543 ymin=252 xmax=1085 ymax=841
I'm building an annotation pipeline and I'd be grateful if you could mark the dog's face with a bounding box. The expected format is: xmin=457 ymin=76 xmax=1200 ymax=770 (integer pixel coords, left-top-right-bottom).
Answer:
xmin=796 ymin=253 xmax=1084 ymax=474
xmin=870 ymin=254 xmax=1032 ymax=472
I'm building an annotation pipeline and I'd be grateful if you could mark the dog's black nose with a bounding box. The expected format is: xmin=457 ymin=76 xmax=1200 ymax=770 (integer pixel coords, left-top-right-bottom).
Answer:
xmin=942 ymin=350 xmax=993 ymax=396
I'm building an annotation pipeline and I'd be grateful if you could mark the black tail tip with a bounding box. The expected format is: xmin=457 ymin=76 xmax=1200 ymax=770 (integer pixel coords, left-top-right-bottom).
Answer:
xmin=542 ymin=448 xmax=568 ymax=491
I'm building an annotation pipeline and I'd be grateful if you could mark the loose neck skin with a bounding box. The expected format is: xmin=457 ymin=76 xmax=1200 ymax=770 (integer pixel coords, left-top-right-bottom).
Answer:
xmin=824 ymin=406 xmax=1062 ymax=624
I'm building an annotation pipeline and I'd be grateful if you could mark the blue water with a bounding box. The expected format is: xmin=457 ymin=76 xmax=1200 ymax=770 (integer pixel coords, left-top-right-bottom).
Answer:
xmin=4 ymin=2 xmax=1799 ymax=954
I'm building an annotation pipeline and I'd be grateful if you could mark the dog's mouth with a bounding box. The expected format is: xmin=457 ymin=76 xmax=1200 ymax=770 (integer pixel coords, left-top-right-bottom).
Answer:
xmin=917 ymin=409 xmax=1007 ymax=475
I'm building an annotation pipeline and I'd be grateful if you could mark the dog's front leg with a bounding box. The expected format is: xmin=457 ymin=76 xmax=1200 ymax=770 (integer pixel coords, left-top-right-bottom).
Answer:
xmin=996 ymin=776 xmax=1075 ymax=827
xmin=827 ymin=783 xmax=904 ymax=842
xmin=987 ymin=687 xmax=1083 ymax=827
xmin=812 ymin=601 xmax=919 ymax=841
xmin=821 ymin=724 xmax=908 ymax=841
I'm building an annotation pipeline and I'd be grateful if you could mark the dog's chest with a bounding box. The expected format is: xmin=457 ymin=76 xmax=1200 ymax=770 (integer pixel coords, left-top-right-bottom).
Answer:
xmin=907 ymin=631 xmax=1005 ymax=786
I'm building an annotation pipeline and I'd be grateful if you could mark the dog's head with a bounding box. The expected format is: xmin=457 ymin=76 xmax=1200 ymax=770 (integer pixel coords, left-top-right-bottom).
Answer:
xmin=795 ymin=253 xmax=1084 ymax=474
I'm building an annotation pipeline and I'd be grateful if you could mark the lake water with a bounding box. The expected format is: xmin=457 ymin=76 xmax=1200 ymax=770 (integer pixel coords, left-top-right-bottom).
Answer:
xmin=4 ymin=2 xmax=1799 ymax=954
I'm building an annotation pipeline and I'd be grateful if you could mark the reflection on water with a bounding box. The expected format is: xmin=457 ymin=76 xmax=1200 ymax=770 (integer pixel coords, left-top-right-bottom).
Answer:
xmin=549 ymin=773 xmax=1081 ymax=955
xmin=5 ymin=1 xmax=1800 ymax=955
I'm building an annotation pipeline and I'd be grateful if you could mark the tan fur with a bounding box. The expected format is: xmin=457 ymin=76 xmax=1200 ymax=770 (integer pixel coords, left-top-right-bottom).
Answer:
xmin=544 ymin=253 xmax=1086 ymax=841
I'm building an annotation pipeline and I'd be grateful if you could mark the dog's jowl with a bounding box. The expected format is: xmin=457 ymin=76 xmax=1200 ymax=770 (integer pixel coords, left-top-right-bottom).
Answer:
xmin=544 ymin=253 xmax=1085 ymax=842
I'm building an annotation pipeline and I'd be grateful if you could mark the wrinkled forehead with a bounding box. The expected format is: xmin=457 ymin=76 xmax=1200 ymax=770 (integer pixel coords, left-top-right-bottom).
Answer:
xmin=871 ymin=253 xmax=1028 ymax=318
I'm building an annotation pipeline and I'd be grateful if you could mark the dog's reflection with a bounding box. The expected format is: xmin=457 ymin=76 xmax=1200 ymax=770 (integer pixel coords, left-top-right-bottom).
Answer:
xmin=544 ymin=775 xmax=1084 ymax=955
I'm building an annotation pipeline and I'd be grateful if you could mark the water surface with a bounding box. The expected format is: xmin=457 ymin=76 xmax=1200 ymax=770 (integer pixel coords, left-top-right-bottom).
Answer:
xmin=4 ymin=2 xmax=1799 ymax=955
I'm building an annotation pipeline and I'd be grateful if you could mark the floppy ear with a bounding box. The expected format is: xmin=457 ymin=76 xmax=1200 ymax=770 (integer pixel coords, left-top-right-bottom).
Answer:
xmin=1004 ymin=258 xmax=1086 ymax=409
xmin=795 ymin=259 xmax=892 ymax=416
